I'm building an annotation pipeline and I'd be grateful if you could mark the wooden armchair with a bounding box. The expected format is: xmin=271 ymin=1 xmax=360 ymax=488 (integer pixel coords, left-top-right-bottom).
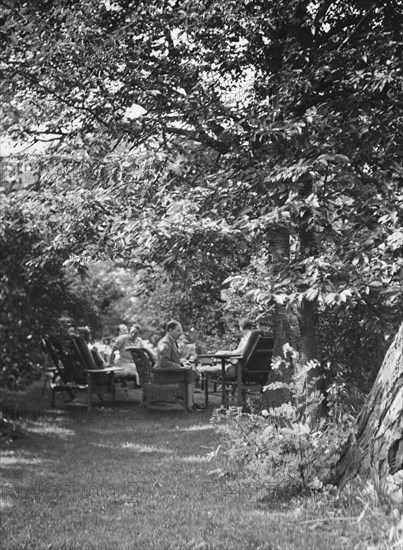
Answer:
xmin=41 ymin=338 xmax=78 ymax=404
xmin=126 ymin=347 xmax=189 ymax=412
xmin=42 ymin=336 xmax=120 ymax=411
xmin=199 ymin=331 xmax=274 ymax=407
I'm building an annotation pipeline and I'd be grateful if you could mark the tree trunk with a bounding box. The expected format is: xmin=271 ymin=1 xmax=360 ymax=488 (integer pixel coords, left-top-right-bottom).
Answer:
xmin=298 ymin=297 xmax=327 ymax=418
xmin=272 ymin=227 xmax=300 ymax=355
xmin=297 ymin=179 xmax=324 ymax=417
xmin=299 ymin=298 xmax=320 ymax=364
xmin=265 ymin=227 xmax=295 ymax=406
xmin=334 ymin=322 xmax=403 ymax=490
xmin=266 ymin=227 xmax=322 ymax=408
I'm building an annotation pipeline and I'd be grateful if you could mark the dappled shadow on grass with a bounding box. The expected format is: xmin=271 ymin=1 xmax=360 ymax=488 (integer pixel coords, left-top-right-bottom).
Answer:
xmin=3 ymin=384 xmax=389 ymax=550
xmin=0 ymin=449 xmax=57 ymax=512
xmin=1 ymin=379 xmax=399 ymax=550
xmin=146 ymin=402 xmax=184 ymax=413
xmin=0 ymin=383 xmax=295 ymax=548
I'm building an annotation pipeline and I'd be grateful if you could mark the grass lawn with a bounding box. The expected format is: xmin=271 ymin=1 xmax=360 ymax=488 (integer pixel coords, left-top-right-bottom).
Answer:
xmin=0 ymin=381 xmax=400 ymax=550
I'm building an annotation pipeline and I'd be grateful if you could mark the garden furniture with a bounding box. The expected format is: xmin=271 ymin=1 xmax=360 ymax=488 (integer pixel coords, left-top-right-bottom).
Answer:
xmin=198 ymin=332 xmax=274 ymax=407
xmin=42 ymin=336 xmax=122 ymax=411
xmin=126 ymin=347 xmax=189 ymax=412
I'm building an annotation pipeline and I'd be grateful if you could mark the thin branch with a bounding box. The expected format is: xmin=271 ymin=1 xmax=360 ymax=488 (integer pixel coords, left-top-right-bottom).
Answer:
xmin=19 ymin=71 xmax=112 ymax=130
xmin=165 ymin=125 xmax=230 ymax=154
xmin=313 ymin=0 xmax=334 ymax=30
xmin=337 ymin=4 xmax=377 ymax=52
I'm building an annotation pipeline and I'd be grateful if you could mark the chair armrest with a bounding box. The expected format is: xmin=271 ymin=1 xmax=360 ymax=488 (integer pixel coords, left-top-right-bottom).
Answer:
xmin=151 ymin=368 xmax=188 ymax=373
xmin=198 ymin=353 xmax=243 ymax=359
xmin=88 ymin=367 xmax=124 ymax=374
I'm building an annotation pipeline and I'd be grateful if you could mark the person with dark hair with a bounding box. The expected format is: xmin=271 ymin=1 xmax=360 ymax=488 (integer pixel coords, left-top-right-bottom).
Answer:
xmin=118 ymin=324 xmax=129 ymax=336
xmin=155 ymin=320 xmax=202 ymax=412
xmin=198 ymin=318 xmax=256 ymax=380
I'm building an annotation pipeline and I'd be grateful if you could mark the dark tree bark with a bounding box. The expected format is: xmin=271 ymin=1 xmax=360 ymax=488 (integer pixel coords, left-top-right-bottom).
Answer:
xmin=299 ymin=298 xmax=320 ymax=364
xmin=334 ymin=323 xmax=403 ymax=489
xmin=265 ymin=227 xmax=295 ymax=406
xmin=272 ymin=227 xmax=295 ymax=357
xmin=266 ymin=227 xmax=323 ymax=409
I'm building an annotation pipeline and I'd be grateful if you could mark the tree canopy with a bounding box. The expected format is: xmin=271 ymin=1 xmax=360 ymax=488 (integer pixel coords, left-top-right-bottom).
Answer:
xmin=1 ymin=0 xmax=402 ymax=358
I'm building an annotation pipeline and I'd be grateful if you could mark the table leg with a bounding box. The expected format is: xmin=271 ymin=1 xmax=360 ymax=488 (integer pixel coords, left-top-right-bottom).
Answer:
xmin=237 ymin=359 xmax=243 ymax=406
xmin=41 ymin=371 xmax=50 ymax=399
xmin=87 ymin=373 xmax=92 ymax=412
xmin=221 ymin=358 xmax=227 ymax=406
xmin=109 ymin=372 xmax=115 ymax=396
xmin=184 ymin=374 xmax=189 ymax=412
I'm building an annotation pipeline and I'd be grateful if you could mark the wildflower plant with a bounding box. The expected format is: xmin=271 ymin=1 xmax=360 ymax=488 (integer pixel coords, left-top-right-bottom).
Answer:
xmin=211 ymin=346 xmax=354 ymax=500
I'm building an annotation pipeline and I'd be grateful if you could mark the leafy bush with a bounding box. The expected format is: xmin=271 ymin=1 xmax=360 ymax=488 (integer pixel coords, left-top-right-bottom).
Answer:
xmin=211 ymin=348 xmax=354 ymax=500
xmin=320 ymin=305 xmax=393 ymax=395
xmin=0 ymin=200 xmax=110 ymax=388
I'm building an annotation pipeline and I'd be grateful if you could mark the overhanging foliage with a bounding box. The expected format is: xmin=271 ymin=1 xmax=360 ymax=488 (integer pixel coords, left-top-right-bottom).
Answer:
xmin=1 ymin=0 xmax=402 ymax=338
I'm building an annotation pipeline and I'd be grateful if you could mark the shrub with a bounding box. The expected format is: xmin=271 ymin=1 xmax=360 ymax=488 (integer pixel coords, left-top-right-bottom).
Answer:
xmin=211 ymin=348 xmax=354 ymax=500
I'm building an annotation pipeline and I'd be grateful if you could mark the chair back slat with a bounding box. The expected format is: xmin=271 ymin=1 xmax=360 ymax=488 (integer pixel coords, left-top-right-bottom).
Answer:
xmin=43 ymin=337 xmax=88 ymax=384
xmin=91 ymin=349 xmax=105 ymax=369
xmin=242 ymin=333 xmax=274 ymax=385
xmin=241 ymin=331 xmax=261 ymax=365
xmin=42 ymin=339 xmax=64 ymax=373
xmin=72 ymin=336 xmax=98 ymax=371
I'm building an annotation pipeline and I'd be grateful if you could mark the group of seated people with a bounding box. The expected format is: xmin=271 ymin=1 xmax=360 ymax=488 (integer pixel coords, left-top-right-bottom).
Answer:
xmin=75 ymin=317 xmax=255 ymax=413
xmin=113 ymin=318 xmax=255 ymax=412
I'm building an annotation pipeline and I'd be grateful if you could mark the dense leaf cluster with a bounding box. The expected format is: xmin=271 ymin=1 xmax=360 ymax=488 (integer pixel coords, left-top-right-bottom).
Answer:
xmin=1 ymin=0 xmax=402 ymax=382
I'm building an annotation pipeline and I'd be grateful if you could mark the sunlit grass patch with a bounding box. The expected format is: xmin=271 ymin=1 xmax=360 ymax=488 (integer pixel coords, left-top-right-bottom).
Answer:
xmin=121 ymin=442 xmax=174 ymax=454
xmin=175 ymin=423 xmax=214 ymax=432
xmin=24 ymin=421 xmax=75 ymax=437
xmin=0 ymin=497 xmax=13 ymax=511
xmin=0 ymin=455 xmax=44 ymax=466
xmin=0 ymin=449 xmax=47 ymax=467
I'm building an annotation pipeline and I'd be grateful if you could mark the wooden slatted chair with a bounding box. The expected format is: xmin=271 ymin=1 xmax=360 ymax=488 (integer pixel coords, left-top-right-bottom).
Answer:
xmin=42 ymin=336 xmax=118 ymax=411
xmin=201 ymin=331 xmax=274 ymax=407
xmin=41 ymin=338 xmax=79 ymax=404
xmin=126 ymin=347 xmax=189 ymax=412
xmin=72 ymin=335 xmax=118 ymax=409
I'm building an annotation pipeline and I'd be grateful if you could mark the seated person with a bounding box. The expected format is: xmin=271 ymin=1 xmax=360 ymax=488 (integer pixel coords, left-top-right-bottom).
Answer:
xmin=118 ymin=323 xmax=129 ymax=335
xmin=155 ymin=320 xmax=203 ymax=412
xmin=198 ymin=318 xmax=256 ymax=380
xmin=108 ymin=323 xmax=148 ymax=386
